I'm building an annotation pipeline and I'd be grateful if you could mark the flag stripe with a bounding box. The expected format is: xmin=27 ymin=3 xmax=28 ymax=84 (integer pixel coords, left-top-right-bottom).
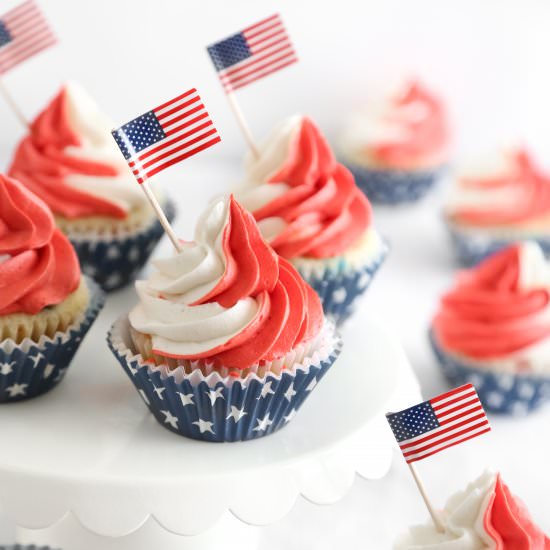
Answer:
xmin=244 ymin=20 xmax=282 ymax=43
xmin=400 ymin=413 xmax=489 ymax=453
xmin=153 ymin=88 xmax=197 ymax=112
xmin=430 ymin=384 xmax=474 ymax=405
xmin=164 ymin=111 xmax=209 ymax=137
xmin=226 ymin=56 xmax=298 ymax=92
xmin=134 ymin=136 xmax=222 ymax=183
xmin=242 ymin=13 xmax=279 ymax=34
xmin=437 ymin=399 xmax=481 ymax=421
xmin=432 ymin=390 xmax=477 ymax=413
xmin=407 ymin=428 xmax=492 ymax=464
xmin=155 ymin=95 xmax=200 ymax=121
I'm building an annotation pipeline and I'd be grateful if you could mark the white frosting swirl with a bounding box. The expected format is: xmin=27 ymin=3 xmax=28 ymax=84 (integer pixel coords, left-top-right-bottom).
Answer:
xmin=394 ymin=471 xmax=497 ymax=549
xmin=129 ymin=197 xmax=260 ymax=356
xmin=62 ymin=82 xmax=148 ymax=214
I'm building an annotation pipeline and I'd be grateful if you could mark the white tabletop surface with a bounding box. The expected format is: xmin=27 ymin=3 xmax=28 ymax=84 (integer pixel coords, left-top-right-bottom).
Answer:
xmin=0 ymin=158 xmax=549 ymax=548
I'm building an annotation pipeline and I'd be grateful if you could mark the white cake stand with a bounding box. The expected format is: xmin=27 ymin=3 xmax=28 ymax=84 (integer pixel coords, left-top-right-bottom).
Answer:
xmin=0 ymin=306 xmax=420 ymax=550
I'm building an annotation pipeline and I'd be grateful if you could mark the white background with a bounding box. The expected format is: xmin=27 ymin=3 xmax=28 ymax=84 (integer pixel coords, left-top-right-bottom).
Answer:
xmin=0 ymin=1 xmax=550 ymax=548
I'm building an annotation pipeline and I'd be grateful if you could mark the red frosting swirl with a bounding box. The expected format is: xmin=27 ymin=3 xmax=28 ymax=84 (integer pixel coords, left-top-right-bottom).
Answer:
xmin=252 ymin=117 xmax=372 ymax=259
xmin=0 ymin=174 xmax=80 ymax=316
xmin=367 ymin=81 xmax=449 ymax=169
xmin=153 ymin=196 xmax=324 ymax=369
xmin=9 ymin=86 xmax=127 ymax=219
xmin=433 ymin=245 xmax=550 ymax=359
xmin=484 ymin=475 xmax=550 ymax=549
xmin=450 ymin=150 xmax=550 ymax=227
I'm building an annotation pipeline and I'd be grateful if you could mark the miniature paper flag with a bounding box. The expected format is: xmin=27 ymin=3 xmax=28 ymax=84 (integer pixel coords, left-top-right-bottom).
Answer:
xmin=386 ymin=384 xmax=490 ymax=463
xmin=111 ymin=88 xmax=221 ymax=184
xmin=0 ymin=0 xmax=56 ymax=75
xmin=207 ymin=13 xmax=297 ymax=93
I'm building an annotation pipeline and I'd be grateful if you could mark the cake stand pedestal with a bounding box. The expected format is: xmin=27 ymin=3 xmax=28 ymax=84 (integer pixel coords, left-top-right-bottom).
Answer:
xmin=0 ymin=315 xmax=420 ymax=550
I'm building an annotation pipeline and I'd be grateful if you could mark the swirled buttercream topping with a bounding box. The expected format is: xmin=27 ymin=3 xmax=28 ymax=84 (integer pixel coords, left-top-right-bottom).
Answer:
xmin=0 ymin=174 xmax=80 ymax=316
xmin=9 ymin=82 xmax=147 ymax=220
xmin=237 ymin=115 xmax=371 ymax=259
xmin=129 ymin=195 xmax=323 ymax=369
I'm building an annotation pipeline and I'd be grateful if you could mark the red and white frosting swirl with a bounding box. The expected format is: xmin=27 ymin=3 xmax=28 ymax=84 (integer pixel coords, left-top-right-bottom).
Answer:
xmin=129 ymin=195 xmax=324 ymax=370
xmin=341 ymin=80 xmax=449 ymax=170
xmin=0 ymin=174 xmax=80 ymax=316
xmin=395 ymin=471 xmax=550 ymax=549
xmin=236 ymin=115 xmax=372 ymax=259
xmin=447 ymin=149 xmax=550 ymax=229
xmin=433 ymin=243 xmax=550 ymax=372
xmin=9 ymin=82 xmax=147 ymax=220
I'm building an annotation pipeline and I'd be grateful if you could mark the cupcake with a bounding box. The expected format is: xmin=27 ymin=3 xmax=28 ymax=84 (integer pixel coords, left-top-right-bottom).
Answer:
xmin=107 ymin=195 xmax=342 ymax=442
xmin=9 ymin=82 xmax=176 ymax=291
xmin=395 ymin=470 xmax=550 ymax=549
xmin=445 ymin=148 xmax=550 ymax=266
xmin=0 ymin=174 xmax=104 ymax=403
xmin=339 ymin=80 xmax=449 ymax=204
xmin=431 ymin=242 xmax=550 ymax=415
xmin=235 ymin=115 xmax=387 ymax=326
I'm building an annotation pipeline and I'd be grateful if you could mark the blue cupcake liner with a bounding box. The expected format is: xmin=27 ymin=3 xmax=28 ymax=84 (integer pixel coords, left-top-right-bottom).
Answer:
xmin=447 ymin=224 xmax=550 ymax=267
xmin=343 ymin=161 xmax=443 ymax=204
xmin=69 ymin=199 xmax=177 ymax=292
xmin=430 ymin=330 xmax=550 ymax=415
xmin=296 ymin=242 xmax=388 ymax=326
xmin=107 ymin=318 xmax=343 ymax=442
xmin=0 ymin=277 xmax=104 ymax=404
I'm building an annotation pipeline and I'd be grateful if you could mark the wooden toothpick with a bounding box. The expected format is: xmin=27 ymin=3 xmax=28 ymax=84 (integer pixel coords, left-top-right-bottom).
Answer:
xmin=226 ymin=91 xmax=259 ymax=159
xmin=408 ymin=463 xmax=445 ymax=533
xmin=0 ymin=78 xmax=29 ymax=128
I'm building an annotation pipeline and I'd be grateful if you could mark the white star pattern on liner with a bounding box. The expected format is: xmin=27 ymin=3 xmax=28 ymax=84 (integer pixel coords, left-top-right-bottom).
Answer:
xmin=178 ymin=392 xmax=194 ymax=406
xmin=332 ymin=288 xmax=347 ymax=304
xmin=193 ymin=418 xmax=215 ymax=434
xmin=258 ymin=381 xmax=275 ymax=399
xmin=30 ymin=352 xmax=44 ymax=368
xmin=138 ymin=390 xmax=150 ymax=405
xmin=53 ymin=368 xmax=66 ymax=382
xmin=253 ymin=414 xmax=273 ymax=432
xmin=106 ymin=245 xmax=120 ymax=259
xmin=0 ymin=361 xmax=15 ymax=375
xmin=226 ymin=406 xmax=247 ymax=422
xmin=6 ymin=383 xmax=27 ymax=397
xmin=284 ymin=383 xmax=296 ymax=401
xmin=284 ymin=409 xmax=297 ymax=423
xmin=486 ymin=392 xmax=504 ymax=408
xmin=306 ymin=378 xmax=318 ymax=392
xmin=153 ymin=386 xmax=165 ymax=400
xmin=161 ymin=410 xmax=178 ymax=429
xmin=43 ymin=363 xmax=55 ymax=379
xmin=206 ymin=387 xmax=225 ymax=405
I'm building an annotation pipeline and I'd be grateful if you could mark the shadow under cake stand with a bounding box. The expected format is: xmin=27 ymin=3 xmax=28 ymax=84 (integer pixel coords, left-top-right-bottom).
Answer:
xmin=0 ymin=316 xmax=420 ymax=550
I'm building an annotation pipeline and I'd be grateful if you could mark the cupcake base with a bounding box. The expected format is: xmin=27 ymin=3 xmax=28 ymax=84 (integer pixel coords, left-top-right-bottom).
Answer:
xmin=69 ymin=200 xmax=177 ymax=292
xmin=296 ymin=241 xmax=388 ymax=326
xmin=0 ymin=277 xmax=104 ymax=403
xmin=343 ymin=161 xmax=443 ymax=204
xmin=430 ymin=331 xmax=550 ymax=415
xmin=107 ymin=317 xmax=343 ymax=442
xmin=447 ymin=224 xmax=550 ymax=267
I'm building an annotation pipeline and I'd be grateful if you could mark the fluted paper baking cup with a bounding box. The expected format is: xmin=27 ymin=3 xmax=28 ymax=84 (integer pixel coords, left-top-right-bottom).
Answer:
xmin=343 ymin=161 xmax=443 ymax=204
xmin=296 ymin=242 xmax=388 ymax=326
xmin=107 ymin=317 xmax=343 ymax=442
xmin=430 ymin=331 xmax=550 ymax=415
xmin=447 ymin=223 xmax=550 ymax=267
xmin=68 ymin=200 xmax=176 ymax=291
xmin=0 ymin=277 xmax=104 ymax=404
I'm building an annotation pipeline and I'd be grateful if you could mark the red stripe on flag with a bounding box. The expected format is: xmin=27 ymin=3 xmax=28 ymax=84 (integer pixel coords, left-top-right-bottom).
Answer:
xmin=432 ymin=391 xmax=477 ymax=412
xmin=245 ymin=21 xmax=283 ymax=43
xmin=154 ymin=88 xmax=197 ymax=112
xmin=225 ymin=56 xmax=297 ymax=91
xmin=406 ymin=428 xmax=492 ymax=464
xmin=437 ymin=399 xmax=481 ymax=421
xmin=439 ymin=405 xmax=484 ymax=426
xmin=159 ymin=104 xmax=205 ymax=129
xmin=243 ymin=13 xmax=280 ymax=34
xmin=156 ymin=95 xmax=200 ymax=120
xmin=221 ymin=42 xmax=293 ymax=79
xmin=430 ymin=384 xmax=474 ymax=405
xmin=164 ymin=111 xmax=209 ymax=137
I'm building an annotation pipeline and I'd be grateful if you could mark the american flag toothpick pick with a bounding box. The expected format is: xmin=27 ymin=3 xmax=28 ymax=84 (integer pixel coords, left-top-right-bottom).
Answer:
xmin=386 ymin=384 xmax=491 ymax=532
xmin=207 ymin=14 xmax=297 ymax=158
xmin=111 ymin=88 xmax=221 ymax=252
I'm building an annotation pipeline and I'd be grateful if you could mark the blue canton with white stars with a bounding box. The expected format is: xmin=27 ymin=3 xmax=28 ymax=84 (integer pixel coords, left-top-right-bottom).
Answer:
xmin=386 ymin=401 xmax=440 ymax=442
xmin=112 ymin=111 xmax=165 ymax=160
xmin=207 ymin=34 xmax=252 ymax=71
xmin=0 ymin=21 xmax=12 ymax=48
